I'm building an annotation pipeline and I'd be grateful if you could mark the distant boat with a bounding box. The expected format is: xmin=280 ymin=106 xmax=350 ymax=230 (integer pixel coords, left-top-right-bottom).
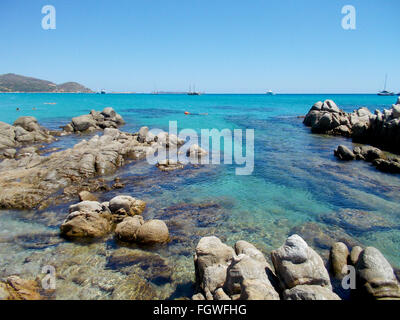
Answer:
xmin=378 ymin=90 xmax=395 ymax=96
xmin=266 ymin=90 xmax=275 ymax=95
xmin=378 ymin=74 xmax=395 ymax=96
xmin=100 ymin=89 xmax=106 ymax=94
xmin=188 ymin=84 xmax=201 ymax=96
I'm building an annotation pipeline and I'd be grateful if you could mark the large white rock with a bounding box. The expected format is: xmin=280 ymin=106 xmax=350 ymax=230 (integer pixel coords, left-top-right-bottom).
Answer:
xmin=356 ymin=247 xmax=400 ymax=299
xmin=271 ymin=234 xmax=332 ymax=290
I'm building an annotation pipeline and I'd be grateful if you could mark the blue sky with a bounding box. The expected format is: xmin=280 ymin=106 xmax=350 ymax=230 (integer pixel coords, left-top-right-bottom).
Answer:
xmin=0 ymin=0 xmax=399 ymax=93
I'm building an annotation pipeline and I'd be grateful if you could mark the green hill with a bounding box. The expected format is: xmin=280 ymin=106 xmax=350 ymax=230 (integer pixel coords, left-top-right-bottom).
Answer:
xmin=0 ymin=73 xmax=93 ymax=93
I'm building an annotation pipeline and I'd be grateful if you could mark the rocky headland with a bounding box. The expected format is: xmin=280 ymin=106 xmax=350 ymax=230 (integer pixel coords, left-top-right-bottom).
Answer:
xmin=1 ymin=103 xmax=399 ymax=300
xmin=304 ymin=97 xmax=400 ymax=173
xmin=191 ymin=235 xmax=400 ymax=300
xmin=0 ymin=108 xmax=189 ymax=210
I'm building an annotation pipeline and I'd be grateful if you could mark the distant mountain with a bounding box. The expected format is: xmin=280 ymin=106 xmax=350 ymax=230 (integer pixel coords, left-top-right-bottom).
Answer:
xmin=0 ymin=73 xmax=93 ymax=93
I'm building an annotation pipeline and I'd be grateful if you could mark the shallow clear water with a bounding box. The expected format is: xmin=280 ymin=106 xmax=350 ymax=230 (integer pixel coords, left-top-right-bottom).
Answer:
xmin=0 ymin=93 xmax=399 ymax=299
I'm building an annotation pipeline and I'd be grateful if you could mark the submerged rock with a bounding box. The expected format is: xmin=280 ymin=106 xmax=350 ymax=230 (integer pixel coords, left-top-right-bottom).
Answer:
xmin=107 ymin=247 xmax=172 ymax=284
xmin=0 ymin=276 xmax=43 ymax=300
xmin=333 ymin=143 xmax=400 ymax=174
xmin=319 ymin=209 xmax=396 ymax=234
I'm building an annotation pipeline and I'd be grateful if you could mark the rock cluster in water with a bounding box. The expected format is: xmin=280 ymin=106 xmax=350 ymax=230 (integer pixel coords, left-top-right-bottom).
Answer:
xmin=0 ymin=276 xmax=44 ymax=300
xmin=0 ymin=117 xmax=184 ymax=210
xmin=304 ymin=98 xmax=400 ymax=154
xmin=334 ymin=144 xmax=400 ymax=173
xmin=192 ymin=234 xmax=400 ymax=300
xmin=0 ymin=127 xmax=150 ymax=209
xmin=0 ymin=108 xmax=126 ymax=160
xmin=0 ymin=116 xmax=55 ymax=159
xmin=60 ymin=195 xmax=169 ymax=245
xmin=62 ymin=108 xmax=125 ymax=133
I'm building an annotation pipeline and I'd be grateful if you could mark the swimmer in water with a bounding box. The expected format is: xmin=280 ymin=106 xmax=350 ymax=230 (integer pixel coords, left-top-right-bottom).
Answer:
xmin=184 ymin=111 xmax=208 ymax=116
xmin=16 ymin=107 xmax=20 ymax=111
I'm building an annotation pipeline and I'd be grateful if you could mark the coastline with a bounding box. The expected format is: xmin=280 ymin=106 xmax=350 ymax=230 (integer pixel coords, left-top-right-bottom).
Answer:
xmin=0 ymin=95 xmax=399 ymax=300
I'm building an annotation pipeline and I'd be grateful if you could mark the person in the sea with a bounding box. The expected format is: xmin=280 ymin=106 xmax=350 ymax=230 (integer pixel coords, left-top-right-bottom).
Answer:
xmin=16 ymin=107 xmax=20 ymax=111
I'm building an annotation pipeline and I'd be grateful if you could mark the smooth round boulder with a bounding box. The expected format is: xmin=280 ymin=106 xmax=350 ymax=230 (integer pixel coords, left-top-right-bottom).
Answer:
xmin=330 ymin=242 xmax=349 ymax=279
xmin=115 ymin=216 xmax=144 ymax=242
xmin=108 ymin=195 xmax=146 ymax=216
xmin=350 ymin=246 xmax=363 ymax=265
xmin=271 ymin=234 xmax=332 ymax=290
xmin=355 ymin=247 xmax=400 ymax=299
xmin=135 ymin=219 xmax=169 ymax=244
xmin=68 ymin=200 xmax=103 ymax=213
xmin=60 ymin=210 xmax=112 ymax=238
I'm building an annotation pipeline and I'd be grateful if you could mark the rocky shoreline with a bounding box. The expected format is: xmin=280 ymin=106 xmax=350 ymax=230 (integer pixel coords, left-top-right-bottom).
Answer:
xmin=1 ymin=102 xmax=400 ymax=300
xmin=0 ymin=108 xmax=191 ymax=210
xmin=191 ymin=235 xmax=400 ymax=300
xmin=304 ymin=97 xmax=400 ymax=173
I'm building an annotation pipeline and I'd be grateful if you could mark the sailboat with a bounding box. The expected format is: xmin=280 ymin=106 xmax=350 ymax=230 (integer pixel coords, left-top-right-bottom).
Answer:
xmin=378 ymin=74 xmax=395 ymax=96
xmin=188 ymin=84 xmax=200 ymax=96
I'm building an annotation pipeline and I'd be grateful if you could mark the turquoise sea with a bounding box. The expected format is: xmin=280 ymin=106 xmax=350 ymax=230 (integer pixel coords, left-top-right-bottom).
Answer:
xmin=0 ymin=93 xmax=399 ymax=299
